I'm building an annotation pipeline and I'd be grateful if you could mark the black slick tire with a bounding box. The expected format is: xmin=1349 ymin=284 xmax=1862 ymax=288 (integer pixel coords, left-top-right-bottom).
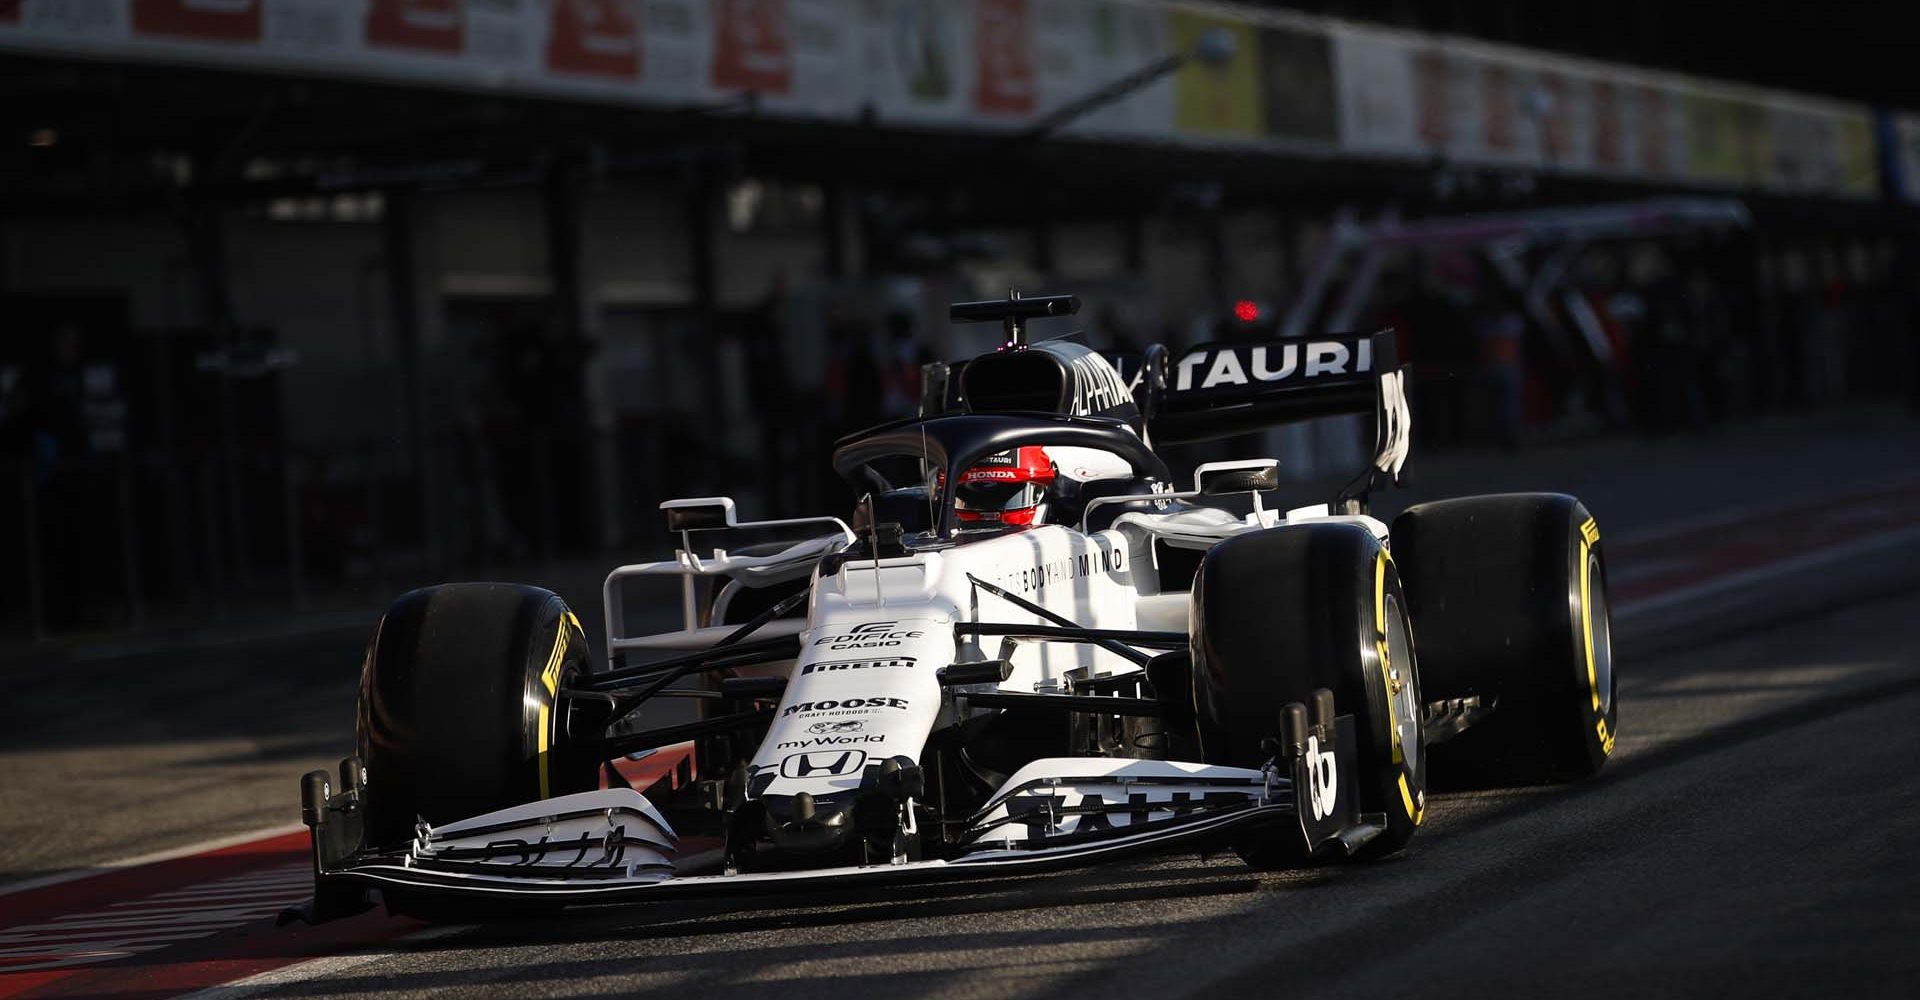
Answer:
xmin=1392 ymin=493 xmax=1617 ymax=783
xmin=356 ymin=582 xmax=599 ymax=850
xmin=1190 ymin=523 xmax=1426 ymax=867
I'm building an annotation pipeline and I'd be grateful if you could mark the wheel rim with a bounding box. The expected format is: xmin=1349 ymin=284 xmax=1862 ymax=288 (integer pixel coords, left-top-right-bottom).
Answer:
xmin=1383 ymin=592 xmax=1421 ymax=777
xmin=1586 ymin=551 xmax=1614 ymax=716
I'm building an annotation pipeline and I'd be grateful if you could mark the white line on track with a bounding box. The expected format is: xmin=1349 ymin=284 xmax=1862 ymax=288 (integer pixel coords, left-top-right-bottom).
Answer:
xmin=0 ymin=825 xmax=306 ymax=898
xmin=175 ymin=848 xmax=727 ymax=998
xmin=173 ymin=925 xmax=472 ymax=1000
xmin=1602 ymin=477 xmax=1919 ymax=549
xmin=21 ymin=908 xmax=296 ymax=935
xmin=1614 ymin=524 xmax=1920 ymax=618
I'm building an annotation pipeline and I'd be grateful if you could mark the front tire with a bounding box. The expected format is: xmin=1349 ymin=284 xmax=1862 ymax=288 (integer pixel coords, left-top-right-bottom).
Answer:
xmin=357 ymin=583 xmax=600 ymax=850
xmin=1190 ymin=523 xmax=1426 ymax=867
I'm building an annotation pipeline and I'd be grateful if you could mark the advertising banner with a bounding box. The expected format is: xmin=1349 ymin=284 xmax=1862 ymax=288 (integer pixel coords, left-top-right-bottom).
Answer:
xmin=133 ymin=0 xmax=259 ymax=42
xmin=712 ymin=0 xmax=789 ymax=92
xmin=464 ymin=0 xmax=539 ymax=75
xmin=857 ymin=0 xmax=965 ymax=124
xmin=1479 ymin=60 xmax=1519 ymax=158
xmin=1635 ymin=84 xmax=1676 ymax=178
xmin=366 ymin=0 xmax=463 ymax=55
xmin=1258 ymin=25 xmax=1335 ymax=143
xmin=971 ymin=0 xmax=1034 ymax=116
xmin=1685 ymin=93 xmax=1769 ymax=186
xmin=1331 ymin=29 xmax=1417 ymax=156
xmin=1067 ymin=0 xmax=1172 ymax=138
xmin=0 ymin=0 xmax=1893 ymax=200
xmin=1170 ymin=9 xmax=1261 ymax=137
xmin=1770 ymin=106 xmax=1841 ymax=193
xmin=764 ymin=0 xmax=858 ymax=116
xmin=1590 ymin=80 xmax=1624 ymax=170
xmin=1 ymin=1 xmax=126 ymax=43
xmin=1835 ymin=111 xmax=1877 ymax=197
xmin=1888 ymin=113 xmax=1920 ymax=203
xmin=1534 ymin=70 xmax=1578 ymax=167
xmin=546 ymin=0 xmax=639 ymax=80
xmin=1412 ymin=47 xmax=1449 ymax=151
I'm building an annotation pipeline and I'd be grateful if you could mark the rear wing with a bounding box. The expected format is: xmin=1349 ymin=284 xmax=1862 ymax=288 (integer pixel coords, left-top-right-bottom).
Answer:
xmin=1144 ymin=330 xmax=1410 ymax=487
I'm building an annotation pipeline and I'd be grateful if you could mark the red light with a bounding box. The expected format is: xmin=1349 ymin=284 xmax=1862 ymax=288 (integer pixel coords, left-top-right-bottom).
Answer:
xmin=1233 ymin=299 xmax=1260 ymax=323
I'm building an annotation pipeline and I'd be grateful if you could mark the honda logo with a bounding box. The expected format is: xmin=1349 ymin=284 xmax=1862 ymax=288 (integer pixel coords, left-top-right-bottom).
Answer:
xmin=780 ymin=750 xmax=868 ymax=779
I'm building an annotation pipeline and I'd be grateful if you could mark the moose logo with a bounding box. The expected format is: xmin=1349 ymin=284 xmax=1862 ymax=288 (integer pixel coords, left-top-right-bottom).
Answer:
xmin=807 ymin=720 xmax=864 ymax=735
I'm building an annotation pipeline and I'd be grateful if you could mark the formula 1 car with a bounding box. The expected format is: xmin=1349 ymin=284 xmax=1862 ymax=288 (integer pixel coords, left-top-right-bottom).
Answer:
xmin=294 ymin=293 xmax=1617 ymax=921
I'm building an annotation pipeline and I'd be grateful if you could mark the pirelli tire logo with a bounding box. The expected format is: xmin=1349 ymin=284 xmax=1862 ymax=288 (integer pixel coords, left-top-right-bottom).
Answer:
xmin=801 ymin=656 xmax=916 ymax=675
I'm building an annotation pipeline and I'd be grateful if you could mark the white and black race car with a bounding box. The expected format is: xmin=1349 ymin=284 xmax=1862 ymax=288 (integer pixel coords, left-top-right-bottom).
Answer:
xmin=294 ymin=293 xmax=1617 ymax=921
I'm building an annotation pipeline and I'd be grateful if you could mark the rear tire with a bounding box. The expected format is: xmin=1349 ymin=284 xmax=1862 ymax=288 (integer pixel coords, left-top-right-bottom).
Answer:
xmin=1190 ymin=523 xmax=1426 ymax=867
xmin=1392 ymin=493 xmax=1617 ymax=783
xmin=357 ymin=583 xmax=600 ymax=850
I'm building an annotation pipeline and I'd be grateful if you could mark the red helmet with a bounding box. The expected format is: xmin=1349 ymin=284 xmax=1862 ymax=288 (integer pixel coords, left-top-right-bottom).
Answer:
xmin=953 ymin=446 xmax=1054 ymax=526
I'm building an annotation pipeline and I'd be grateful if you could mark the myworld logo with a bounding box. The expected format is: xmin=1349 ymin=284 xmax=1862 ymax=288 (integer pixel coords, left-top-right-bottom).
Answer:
xmin=777 ymin=734 xmax=886 ymax=749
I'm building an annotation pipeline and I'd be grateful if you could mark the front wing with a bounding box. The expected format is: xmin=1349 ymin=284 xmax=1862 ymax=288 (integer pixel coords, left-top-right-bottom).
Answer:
xmin=296 ymin=716 xmax=1383 ymax=915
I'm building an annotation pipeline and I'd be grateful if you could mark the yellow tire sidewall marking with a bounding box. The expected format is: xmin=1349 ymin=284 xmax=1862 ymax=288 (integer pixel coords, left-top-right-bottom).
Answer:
xmin=1579 ymin=535 xmax=1601 ymax=714
xmin=1375 ymin=551 xmax=1413 ymax=820
xmin=536 ymin=616 xmax=570 ymax=799
xmin=1577 ymin=518 xmax=1613 ymax=756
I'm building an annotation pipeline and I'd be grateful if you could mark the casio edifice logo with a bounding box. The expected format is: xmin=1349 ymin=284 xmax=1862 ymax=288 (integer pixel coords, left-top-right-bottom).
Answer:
xmin=813 ymin=621 xmax=926 ymax=650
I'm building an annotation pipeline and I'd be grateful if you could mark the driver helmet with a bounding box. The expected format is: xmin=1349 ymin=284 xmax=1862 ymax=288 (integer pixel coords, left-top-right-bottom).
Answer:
xmin=953 ymin=446 xmax=1055 ymax=526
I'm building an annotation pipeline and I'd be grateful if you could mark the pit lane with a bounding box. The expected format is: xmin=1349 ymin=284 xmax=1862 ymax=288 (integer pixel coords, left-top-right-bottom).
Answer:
xmin=184 ymin=582 xmax=1920 ymax=1000
xmin=3 ymin=410 xmax=1918 ymax=998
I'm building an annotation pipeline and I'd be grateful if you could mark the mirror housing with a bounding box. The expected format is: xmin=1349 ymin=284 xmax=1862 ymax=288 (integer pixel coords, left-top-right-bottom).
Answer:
xmin=661 ymin=496 xmax=737 ymax=532
xmin=1195 ymin=459 xmax=1279 ymax=496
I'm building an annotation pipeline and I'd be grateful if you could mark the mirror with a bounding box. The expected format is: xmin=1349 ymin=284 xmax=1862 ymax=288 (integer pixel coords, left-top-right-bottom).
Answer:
xmin=661 ymin=496 xmax=736 ymax=532
xmin=1195 ymin=459 xmax=1279 ymax=496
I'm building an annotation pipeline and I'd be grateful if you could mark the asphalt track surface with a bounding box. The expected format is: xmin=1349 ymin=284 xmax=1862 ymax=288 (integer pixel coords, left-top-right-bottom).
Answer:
xmin=4 ymin=409 xmax=1919 ymax=998
xmin=4 ymin=407 xmax=1916 ymax=881
xmin=172 ymin=585 xmax=1914 ymax=1000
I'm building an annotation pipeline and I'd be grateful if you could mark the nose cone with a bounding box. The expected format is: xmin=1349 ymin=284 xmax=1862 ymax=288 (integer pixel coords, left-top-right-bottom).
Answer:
xmin=761 ymin=792 xmax=856 ymax=855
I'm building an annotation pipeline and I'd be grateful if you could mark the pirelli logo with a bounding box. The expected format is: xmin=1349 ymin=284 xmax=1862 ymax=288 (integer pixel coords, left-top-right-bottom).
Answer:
xmin=801 ymin=657 xmax=916 ymax=675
